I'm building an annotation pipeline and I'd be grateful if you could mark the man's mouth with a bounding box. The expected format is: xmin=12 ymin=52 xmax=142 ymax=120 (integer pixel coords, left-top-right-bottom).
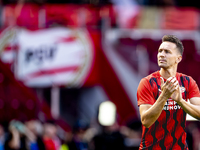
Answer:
xmin=159 ymin=60 xmax=166 ymax=63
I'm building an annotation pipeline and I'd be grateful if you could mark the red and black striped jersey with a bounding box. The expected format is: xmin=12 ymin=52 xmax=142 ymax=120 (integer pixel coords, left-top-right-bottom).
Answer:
xmin=137 ymin=71 xmax=200 ymax=150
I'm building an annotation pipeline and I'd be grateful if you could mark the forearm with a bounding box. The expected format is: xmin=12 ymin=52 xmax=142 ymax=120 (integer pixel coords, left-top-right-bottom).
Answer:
xmin=141 ymin=94 xmax=168 ymax=128
xmin=177 ymin=99 xmax=200 ymax=120
xmin=139 ymin=76 xmax=179 ymax=128
xmin=9 ymin=131 xmax=20 ymax=149
xmin=25 ymin=128 xmax=36 ymax=142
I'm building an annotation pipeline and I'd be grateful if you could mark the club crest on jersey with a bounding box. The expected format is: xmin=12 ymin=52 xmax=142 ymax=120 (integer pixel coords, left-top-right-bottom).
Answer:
xmin=180 ymin=86 xmax=185 ymax=93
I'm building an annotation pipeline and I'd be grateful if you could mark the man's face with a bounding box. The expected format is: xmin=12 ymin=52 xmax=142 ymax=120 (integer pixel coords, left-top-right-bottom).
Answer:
xmin=157 ymin=41 xmax=182 ymax=69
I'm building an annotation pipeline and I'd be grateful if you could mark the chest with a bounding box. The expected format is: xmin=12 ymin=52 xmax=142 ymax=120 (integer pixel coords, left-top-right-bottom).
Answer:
xmin=149 ymin=77 xmax=189 ymax=100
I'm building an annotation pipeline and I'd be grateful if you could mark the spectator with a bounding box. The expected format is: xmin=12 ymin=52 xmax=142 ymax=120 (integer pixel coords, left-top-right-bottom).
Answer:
xmin=67 ymin=120 xmax=89 ymax=150
xmin=25 ymin=119 xmax=46 ymax=150
xmin=43 ymin=120 xmax=61 ymax=150
xmin=0 ymin=124 xmax=5 ymax=150
xmin=120 ymin=119 xmax=142 ymax=150
xmin=91 ymin=122 xmax=126 ymax=150
xmin=4 ymin=120 xmax=30 ymax=150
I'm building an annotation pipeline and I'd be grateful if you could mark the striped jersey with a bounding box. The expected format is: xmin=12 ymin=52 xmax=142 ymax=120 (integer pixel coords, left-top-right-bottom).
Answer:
xmin=137 ymin=71 xmax=200 ymax=150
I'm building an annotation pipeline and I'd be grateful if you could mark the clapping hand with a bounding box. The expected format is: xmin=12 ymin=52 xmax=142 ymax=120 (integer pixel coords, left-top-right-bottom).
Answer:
xmin=160 ymin=76 xmax=181 ymax=101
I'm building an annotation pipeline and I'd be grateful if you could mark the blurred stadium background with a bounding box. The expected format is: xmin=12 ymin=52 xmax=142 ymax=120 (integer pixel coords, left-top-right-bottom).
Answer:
xmin=0 ymin=0 xmax=199 ymax=149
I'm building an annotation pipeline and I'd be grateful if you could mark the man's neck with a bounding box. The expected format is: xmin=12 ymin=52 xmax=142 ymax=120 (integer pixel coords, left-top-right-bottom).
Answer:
xmin=159 ymin=68 xmax=177 ymax=79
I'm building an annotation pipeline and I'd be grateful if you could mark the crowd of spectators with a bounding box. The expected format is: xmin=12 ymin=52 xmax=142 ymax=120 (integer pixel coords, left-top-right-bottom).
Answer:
xmin=0 ymin=118 xmax=142 ymax=150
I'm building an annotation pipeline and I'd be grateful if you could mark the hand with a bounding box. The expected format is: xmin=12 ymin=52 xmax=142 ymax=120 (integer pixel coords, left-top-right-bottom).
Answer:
xmin=160 ymin=77 xmax=179 ymax=100
xmin=171 ymin=84 xmax=182 ymax=103
xmin=9 ymin=126 xmax=18 ymax=134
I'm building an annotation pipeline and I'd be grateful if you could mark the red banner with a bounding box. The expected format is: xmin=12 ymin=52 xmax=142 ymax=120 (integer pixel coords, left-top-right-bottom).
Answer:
xmin=2 ymin=4 xmax=200 ymax=30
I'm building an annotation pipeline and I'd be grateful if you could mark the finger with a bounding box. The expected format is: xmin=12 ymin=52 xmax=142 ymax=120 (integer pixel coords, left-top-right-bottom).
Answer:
xmin=169 ymin=81 xmax=179 ymax=91
xmin=174 ymin=82 xmax=181 ymax=92
xmin=172 ymin=80 xmax=179 ymax=87
xmin=173 ymin=84 xmax=179 ymax=92
xmin=166 ymin=77 xmax=173 ymax=84
xmin=170 ymin=77 xmax=176 ymax=84
xmin=160 ymin=77 xmax=164 ymax=87
xmin=167 ymin=77 xmax=173 ymax=81
xmin=168 ymin=78 xmax=176 ymax=87
xmin=174 ymin=80 xmax=179 ymax=86
xmin=166 ymin=77 xmax=177 ymax=88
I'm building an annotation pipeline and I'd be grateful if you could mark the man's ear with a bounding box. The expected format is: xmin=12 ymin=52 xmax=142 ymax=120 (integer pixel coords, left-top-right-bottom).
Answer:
xmin=176 ymin=55 xmax=182 ymax=63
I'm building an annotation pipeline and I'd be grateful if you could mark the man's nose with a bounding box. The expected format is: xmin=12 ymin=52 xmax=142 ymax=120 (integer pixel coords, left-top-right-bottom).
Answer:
xmin=159 ymin=51 xmax=165 ymax=56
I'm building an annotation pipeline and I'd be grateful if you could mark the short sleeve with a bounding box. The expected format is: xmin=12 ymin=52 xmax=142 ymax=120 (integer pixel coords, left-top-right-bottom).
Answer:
xmin=137 ymin=78 xmax=155 ymax=106
xmin=188 ymin=77 xmax=200 ymax=99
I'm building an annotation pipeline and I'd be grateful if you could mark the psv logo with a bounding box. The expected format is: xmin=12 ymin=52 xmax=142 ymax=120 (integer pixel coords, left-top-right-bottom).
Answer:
xmin=17 ymin=28 xmax=94 ymax=87
xmin=180 ymin=86 xmax=186 ymax=93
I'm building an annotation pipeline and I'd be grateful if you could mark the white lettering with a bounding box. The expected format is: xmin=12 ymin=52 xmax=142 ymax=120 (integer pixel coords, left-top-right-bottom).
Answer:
xmin=25 ymin=45 xmax=57 ymax=64
xmin=167 ymin=106 xmax=169 ymax=110
xmin=170 ymin=106 xmax=173 ymax=110
xmin=162 ymin=99 xmax=186 ymax=110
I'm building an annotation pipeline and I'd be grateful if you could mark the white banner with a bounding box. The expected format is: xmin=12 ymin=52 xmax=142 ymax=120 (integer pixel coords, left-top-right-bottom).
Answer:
xmin=16 ymin=27 xmax=94 ymax=87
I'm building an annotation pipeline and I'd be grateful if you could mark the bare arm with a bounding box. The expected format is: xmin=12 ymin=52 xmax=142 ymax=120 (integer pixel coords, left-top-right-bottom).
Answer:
xmin=140 ymin=93 xmax=167 ymax=128
xmin=177 ymin=97 xmax=200 ymax=120
xmin=139 ymin=77 xmax=179 ymax=128
xmin=8 ymin=126 xmax=20 ymax=149
xmin=24 ymin=127 xmax=36 ymax=143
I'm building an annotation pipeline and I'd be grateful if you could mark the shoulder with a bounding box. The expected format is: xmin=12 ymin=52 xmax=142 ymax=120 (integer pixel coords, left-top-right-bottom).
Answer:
xmin=177 ymin=72 xmax=199 ymax=92
xmin=145 ymin=71 xmax=160 ymax=79
xmin=177 ymin=72 xmax=190 ymax=78
xmin=143 ymin=71 xmax=160 ymax=85
xmin=138 ymin=71 xmax=160 ymax=89
xmin=177 ymin=72 xmax=195 ymax=83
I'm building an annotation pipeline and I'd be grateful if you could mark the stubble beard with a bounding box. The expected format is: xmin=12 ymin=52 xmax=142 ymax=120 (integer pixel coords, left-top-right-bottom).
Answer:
xmin=158 ymin=63 xmax=168 ymax=70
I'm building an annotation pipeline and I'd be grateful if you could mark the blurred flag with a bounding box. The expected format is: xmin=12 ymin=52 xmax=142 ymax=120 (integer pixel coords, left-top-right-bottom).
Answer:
xmin=15 ymin=27 xmax=94 ymax=87
xmin=111 ymin=0 xmax=140 ymax=28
